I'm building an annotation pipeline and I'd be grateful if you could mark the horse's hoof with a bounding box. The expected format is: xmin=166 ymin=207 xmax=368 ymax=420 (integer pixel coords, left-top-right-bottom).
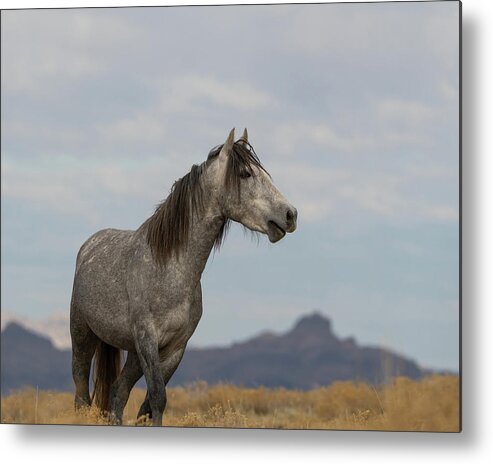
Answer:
xmin=136 ymin=413 xmax=152 ymax=426
xmin=108 ymin=412 xmax=122 ymax=426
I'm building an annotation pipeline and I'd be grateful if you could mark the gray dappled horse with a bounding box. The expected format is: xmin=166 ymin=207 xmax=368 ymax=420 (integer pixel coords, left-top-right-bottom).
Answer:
xmin=70 ymin=128 xmax=297 ymax=425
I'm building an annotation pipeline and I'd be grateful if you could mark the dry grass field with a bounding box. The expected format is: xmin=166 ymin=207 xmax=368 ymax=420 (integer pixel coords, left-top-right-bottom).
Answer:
xmin=1 ymin=375 xmax=459 ymax=431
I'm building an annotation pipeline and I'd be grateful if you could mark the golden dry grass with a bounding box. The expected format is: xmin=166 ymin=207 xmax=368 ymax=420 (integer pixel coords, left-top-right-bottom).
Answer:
xmin=1 ymin=375 xmax=459 ymax=431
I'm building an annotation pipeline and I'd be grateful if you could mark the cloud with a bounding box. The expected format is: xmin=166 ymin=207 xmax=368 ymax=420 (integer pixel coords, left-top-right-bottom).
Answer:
xmin=1 ymin=156 xmax=170 ymax=226
xmin=96 ymin=74 xmax=275 ymax=145
xmin=270 ymin=92 xmax=449 ymax=162
xmin=2 ymin=158 xmax=100 ymax=223
xmin=3 ymin=119 xmax=86 ymax=148
xmin=337 ymin=178 xmax=404 ymax=217
xmin=269 ymin=160 xmax=457 ymax=226
xmin=423 ymin=7 xmax=460 ymax=71
xmin=279 ymin=1 xmax=458 ymax=64
xmin=2 ymin=144 xmax=458 ymax=233
xmin=97 ymin=113 xmax=167 ymax=143
xmin=161 ymin=75 xmax=275 ymax=112
xmin=437 ymin=80 xmax=459 ymax=103
xmin=374 ymin=98 xmax=437 ymax=128
xmin=273 ymin=122 xmax=373 ymax=155
xmin=418 ymin=205 xmax=458 ymax=223
xmin=2 ymin=10 xmax=140 ymax=96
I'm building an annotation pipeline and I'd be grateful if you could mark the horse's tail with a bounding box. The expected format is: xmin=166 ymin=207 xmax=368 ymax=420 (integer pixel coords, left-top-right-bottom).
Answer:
xmin=92 ymin=340 xmax=121 ymax=413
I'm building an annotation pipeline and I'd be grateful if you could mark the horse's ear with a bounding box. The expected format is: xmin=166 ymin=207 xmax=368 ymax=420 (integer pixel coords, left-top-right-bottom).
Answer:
xmin=238 ymin=128 xmax=248 ymax=145
xmin=219 ymin=128 xmax=235 ymax=158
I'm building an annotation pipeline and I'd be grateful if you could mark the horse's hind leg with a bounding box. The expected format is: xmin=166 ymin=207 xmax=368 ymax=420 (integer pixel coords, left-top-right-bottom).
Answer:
xmin=70 ymin=315 xmax=98 ymax=409
xmin=108 ymin=351 xmax=143 ymax=425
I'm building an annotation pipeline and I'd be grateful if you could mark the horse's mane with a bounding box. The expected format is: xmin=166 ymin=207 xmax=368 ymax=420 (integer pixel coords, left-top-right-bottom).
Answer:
xmin=144 ymin=140 xmax=269 ymax=265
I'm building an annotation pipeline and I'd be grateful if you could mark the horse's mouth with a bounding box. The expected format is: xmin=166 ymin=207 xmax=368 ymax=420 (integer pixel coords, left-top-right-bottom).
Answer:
xmin=267 ymin=220 xmax=286 ymax=243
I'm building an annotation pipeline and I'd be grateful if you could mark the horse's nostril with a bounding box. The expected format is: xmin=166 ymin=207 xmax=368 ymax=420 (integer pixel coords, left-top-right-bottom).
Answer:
xmin=286 ymin=209 xmax=294 ymax=223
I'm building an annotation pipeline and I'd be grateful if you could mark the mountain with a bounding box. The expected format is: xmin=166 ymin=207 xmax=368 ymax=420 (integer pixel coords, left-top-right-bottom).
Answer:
xmin=1 ymin=311 xmax=71 ymax=349
xmin=170 ymin=313 xmax=423 ymax=388
xmin=1 ymin=313 xmax=425 ymax=395
xmin=1 ymin=322 xmax=73 ymax=393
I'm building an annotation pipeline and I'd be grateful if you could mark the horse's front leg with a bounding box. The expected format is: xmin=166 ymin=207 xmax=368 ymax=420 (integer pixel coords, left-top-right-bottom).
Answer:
xmin=137 ymin=347 xmax=186 ymax=423
xmin=132 ymin=319 xmax=166 ymax=426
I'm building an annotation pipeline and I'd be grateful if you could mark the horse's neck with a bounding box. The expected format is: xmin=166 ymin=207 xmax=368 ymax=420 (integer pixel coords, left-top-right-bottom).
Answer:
xmin=178 ymin=208 xmax=225 ymax=282
xmin=139 ymin=177 xmax=225 ymax=287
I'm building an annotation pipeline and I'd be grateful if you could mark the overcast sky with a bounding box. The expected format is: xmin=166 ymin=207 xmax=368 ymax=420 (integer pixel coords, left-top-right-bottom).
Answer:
xmin=1 ymin=2 xmax=459 ymax=370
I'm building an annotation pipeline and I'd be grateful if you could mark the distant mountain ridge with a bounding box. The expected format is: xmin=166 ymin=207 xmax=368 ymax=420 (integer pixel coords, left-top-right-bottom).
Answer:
xmin=1 ymin=322 xmax=73 ymax=393
xmin=170 ymin=313 xmax=424 ymax=388
xmin=1 ymin=311 xmax=71 ymax=349
xmin=1 ymin=312 xmax=426 ymax=395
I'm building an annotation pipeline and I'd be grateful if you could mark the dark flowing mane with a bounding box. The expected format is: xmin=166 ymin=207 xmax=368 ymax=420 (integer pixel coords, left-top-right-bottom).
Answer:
xmin=144 ymin=140 xmax=269 ymax=265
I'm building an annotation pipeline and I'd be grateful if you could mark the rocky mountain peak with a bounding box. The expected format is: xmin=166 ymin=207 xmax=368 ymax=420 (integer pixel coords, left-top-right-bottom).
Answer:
xmin=291 ymin=312 xmax=333 ymax=335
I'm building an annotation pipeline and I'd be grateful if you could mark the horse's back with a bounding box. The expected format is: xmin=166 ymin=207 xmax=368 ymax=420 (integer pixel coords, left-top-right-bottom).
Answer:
xmin=71 ymin=228 xmax=138 ymax=349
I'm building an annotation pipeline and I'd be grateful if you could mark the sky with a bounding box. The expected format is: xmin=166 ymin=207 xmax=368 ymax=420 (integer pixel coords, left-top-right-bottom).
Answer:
xmin=1 ymin=1 xmax=460 ymax=371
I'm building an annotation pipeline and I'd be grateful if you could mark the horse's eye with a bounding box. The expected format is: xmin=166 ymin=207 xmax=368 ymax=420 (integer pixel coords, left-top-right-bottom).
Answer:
xmin=240 ymin=171 xmax=252 ymax=179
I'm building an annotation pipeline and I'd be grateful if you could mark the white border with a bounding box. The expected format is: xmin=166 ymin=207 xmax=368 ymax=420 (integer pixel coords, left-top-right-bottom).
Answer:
xmin=2 ymin=1 xmax=492 ymax=463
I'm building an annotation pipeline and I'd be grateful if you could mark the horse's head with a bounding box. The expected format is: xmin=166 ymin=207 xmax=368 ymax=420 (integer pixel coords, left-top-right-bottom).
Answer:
xmin=207 ymin=128 xmax=297 ymax=243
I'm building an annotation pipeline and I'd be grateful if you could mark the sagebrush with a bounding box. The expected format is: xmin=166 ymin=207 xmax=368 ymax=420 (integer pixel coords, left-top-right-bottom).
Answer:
xmin=1 ymin=375 xmax=459 ymax=431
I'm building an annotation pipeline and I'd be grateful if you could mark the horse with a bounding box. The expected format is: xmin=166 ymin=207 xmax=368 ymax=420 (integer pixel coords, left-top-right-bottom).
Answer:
xmin=70 ymin=128 xmax=298 ymax=425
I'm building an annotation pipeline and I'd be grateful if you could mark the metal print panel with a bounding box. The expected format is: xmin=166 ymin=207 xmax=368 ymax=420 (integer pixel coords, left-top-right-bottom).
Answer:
xmin=0 ymin=0 xmax=461 ymax=431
